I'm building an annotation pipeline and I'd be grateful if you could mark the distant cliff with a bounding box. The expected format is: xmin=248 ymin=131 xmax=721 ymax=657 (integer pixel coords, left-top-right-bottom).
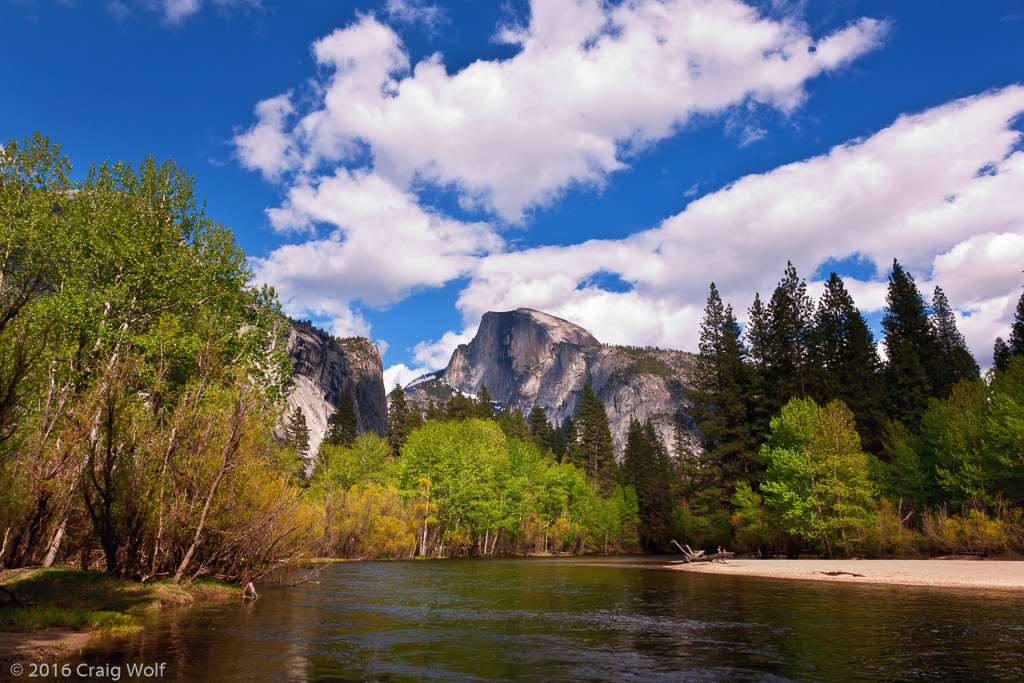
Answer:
xmin=282 ymin=320 xmax=387 ymax=456
xmin=405 ymin=309 xmax=699 ymax=456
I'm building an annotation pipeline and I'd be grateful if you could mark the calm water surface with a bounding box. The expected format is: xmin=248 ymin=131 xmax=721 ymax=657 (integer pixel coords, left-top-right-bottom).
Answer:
xmin=66 ymin=557 xmax=1024 ymax=681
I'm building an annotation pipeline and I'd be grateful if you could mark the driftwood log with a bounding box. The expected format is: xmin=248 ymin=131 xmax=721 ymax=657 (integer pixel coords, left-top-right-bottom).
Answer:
xmin=671 ymin=540 xmax=734 ymax=563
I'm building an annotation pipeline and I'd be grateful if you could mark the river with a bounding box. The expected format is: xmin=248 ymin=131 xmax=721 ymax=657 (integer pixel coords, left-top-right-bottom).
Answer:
xmin=66 ymin=556 xmax=1024 ymax=681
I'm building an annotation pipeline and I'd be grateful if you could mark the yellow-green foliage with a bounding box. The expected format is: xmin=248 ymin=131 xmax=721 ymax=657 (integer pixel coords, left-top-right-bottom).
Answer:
xmin=923 ymin=508 xmax=1022 ymax=556
xmin=321 ymin=484 xmax=418 ymax=559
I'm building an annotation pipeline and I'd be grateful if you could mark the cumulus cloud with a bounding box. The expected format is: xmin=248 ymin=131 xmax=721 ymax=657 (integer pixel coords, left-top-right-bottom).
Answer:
xmin=445 ymin=86 xmax=1024 ymax=363
xmin=251 ymin=168 xmax=503 ymax=333
xmin=238 ymin=0 xmax=886 ymax=220
xmin=383 ymin=363 xmax=434 ymax=392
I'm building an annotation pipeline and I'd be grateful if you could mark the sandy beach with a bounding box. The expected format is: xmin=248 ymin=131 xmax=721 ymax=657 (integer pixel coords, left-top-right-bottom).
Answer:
xmin=667 ymin=558 xmax=1024 ymax=590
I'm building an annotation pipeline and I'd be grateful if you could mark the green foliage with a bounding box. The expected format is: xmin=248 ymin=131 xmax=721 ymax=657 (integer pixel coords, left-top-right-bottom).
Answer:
xmin=311 ymin=433 xmax=397 ymax=494
xmin=810 ymin=273 xmax=885 ymax=451
xmin=930 ymin=286 xmax=980 ymax=395
xmin=751 ymin=398 xmax=875 ymax=557
xmin=324 ymin=391 xmax=358 ymax=448
xmin=285 ymin=407 xmax=311 ymax=459
xmin=568 ymin=383 xmax=617 ymax=496
xmin=882 ymin=260 xmax=943 ymax=429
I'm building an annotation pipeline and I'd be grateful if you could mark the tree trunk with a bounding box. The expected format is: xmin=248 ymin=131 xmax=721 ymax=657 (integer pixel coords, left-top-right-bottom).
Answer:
xmin=41 ymin=518 xmax=66 ymax=568
xmin=173 ymin=420 xmax=239 ymax=584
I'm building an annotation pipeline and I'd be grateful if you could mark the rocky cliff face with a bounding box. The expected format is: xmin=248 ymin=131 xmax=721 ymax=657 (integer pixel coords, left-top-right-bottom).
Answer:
xmin=406 ymin=309 xmax=699 ymax=456
xmin=282 ymin=320 xmax=387 ymax=456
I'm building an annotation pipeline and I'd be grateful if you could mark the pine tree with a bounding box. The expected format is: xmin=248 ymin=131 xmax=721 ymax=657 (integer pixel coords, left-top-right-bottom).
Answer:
xmin=882 ymin=260 xmax=942 ymax=429
xmin=446 ymin=392 xmax=475 ymax=421
xmin=549 ymin=426 xmax=566 ymax=458
xmin=528 ymin=405 xmax=550 ymax=447
xmin=622 ymin=417 xmax=647 ymax=490
xmin=497 ymin=406 xmax=530 ymax=441
xmin=930 ymin=286 xmax=980 ymax=395
xmin=994 ymin=337 xmax=1012 ymax=372
xmin=570 ymin=383 xmax=617 ymax=495
xmin=324 ymin=390 xmax=358 ymax=448
xmin=688 ymin=283 xmax=754 ymax=500
xmin=764 ymin=261 xmax=816 ymax=408
xmin=425 ymin=400 xmax=442 ymax=421
xmin=475 ymin=384 xmax=494 ymax=419
xmin=1010 ymin=286 xmax=1024 ymax=357
xmin=744 ymin=291 xmax=772 ymax=445
xmin=387 ymin=385 xmax=411 ymax=457
xmin=810 ymin=273 xmax=884 ymax=451
xmin=284 ymin=407 xmax=311 ymax=459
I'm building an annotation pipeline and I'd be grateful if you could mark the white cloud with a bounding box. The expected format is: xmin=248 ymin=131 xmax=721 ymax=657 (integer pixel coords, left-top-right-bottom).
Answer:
xmin=251 ymin=169 xmax=503 ymax=326
xmin=383 ymin=363 xmax=435 ymax=392
xmin=385 ymin=0 xmax=446 ymax=30
xmin=412 ymin=328 xmax=477 ymax=370
xmin=238 ymin=0 xmax=886 ymax=220
xmin=234 ymin=94 xmax=298 ymax=180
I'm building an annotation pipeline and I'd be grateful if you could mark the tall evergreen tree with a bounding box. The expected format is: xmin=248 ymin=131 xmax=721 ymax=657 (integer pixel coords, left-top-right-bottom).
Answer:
xmin=810 ymin=273 xmax=884 ymax=451
xmin=994 ymin=337 xmax=1012 ymax=372
xmin=387 ymin=385 xmax=411 ymax=457
xmin=497 ymin=405 xmax=530 ymax=441
xmin=548 ymin=421 xmax=567 ymax=461
xmin=688 ymin=284 xmax=754 ymax=498
xmin=744 ymin=291 xmax=772 ymax=445
xmin=284 ymin=407 xmax=311 ymax=459
xmin=324 ymin=390 xmax=359 ymax=448
xmin=528 ymin=405 xmax=551 ymax=447
xmin=930 ymin=286 xmax=980 ymax=395
xmin=1010 ymin=286 xmax=1024 ymax=357
xmin=446 ymin=391 xmax=475 ymax=421
xmin=882 ymin=260 xmax=942 ymax=429
xmin=475 ymin=384 xmax=494 ymax=419
xmin=425 ymin=399 xmax=442 ymax=421
xmin=764 ymin=261 xmax=816 ymax=409
xmin=570 ymin=383 xmax=617 ymax=495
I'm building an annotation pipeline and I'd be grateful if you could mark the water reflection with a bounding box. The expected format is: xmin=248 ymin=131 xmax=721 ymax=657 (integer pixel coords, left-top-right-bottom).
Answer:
xmin=63 ymin=557 xmax=1024 ymax=682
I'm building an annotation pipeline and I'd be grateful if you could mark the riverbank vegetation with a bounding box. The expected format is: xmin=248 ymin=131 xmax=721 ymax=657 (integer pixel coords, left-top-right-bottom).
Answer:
xmin=2 ymin=133 xmax=1022 ymax=585
xmin=0 ymin=568 xmax=236 ymax=634
xmin=0 ymin=135 xmax=312 ymax=583
xmin=684 ymin=263 xmax=1024 ymax=558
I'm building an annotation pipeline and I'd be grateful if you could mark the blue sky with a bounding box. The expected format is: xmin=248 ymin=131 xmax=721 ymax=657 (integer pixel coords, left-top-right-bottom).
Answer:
xmin=3 ymin=0 xmax=1024 ymax=388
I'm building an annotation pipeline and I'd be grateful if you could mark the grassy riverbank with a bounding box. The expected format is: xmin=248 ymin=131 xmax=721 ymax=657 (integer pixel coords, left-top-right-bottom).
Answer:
xmin=0 ymin=568 xmax=238 ymax=664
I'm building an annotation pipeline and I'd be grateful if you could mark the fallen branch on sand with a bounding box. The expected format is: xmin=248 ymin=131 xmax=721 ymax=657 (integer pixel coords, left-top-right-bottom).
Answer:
xmin=671 ymin=540 xmax=733 ymax=563
xmin=819 ymin=571 xmax=865 ymax=577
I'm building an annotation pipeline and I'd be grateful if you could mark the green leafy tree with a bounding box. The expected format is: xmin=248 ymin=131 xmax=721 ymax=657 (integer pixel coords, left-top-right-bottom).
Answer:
xmin=755 ymin=398 xmax=875 ymax=557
